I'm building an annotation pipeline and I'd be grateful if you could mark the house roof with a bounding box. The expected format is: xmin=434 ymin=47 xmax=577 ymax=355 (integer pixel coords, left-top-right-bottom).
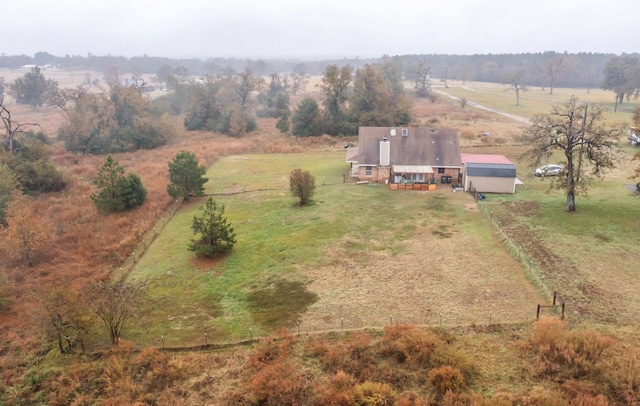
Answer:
xmin=466 ymin=163 xmax=516 ymax=178
xmin=357 ymin=127 xmax=462 ymax=167
xmin=345 ymin=146 xmax=359 ymax=162
xmin=461 ymin=153 xmax=514 ymax=165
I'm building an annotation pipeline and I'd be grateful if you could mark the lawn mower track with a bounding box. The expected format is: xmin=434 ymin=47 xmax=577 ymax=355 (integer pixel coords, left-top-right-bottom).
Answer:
xmin=494 ymin=201 xmax=625 ymax=325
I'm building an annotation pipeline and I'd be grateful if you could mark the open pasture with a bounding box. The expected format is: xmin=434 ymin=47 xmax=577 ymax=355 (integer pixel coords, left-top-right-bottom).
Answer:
xmin=127 ymin=151 xmax=545 ymax=347
xmin=439 ymin=79 xmax=638 ymax=125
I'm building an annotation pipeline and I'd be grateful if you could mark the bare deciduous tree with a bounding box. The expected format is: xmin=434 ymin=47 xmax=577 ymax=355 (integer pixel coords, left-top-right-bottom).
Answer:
xmin=413 ymin=58 xmax=431 ymax=97
xmin=0 ymin=98 xmax=41 ymax=155
xmin=504 ymin=69 xmax=528 ymax=106
xmin=37 ymin=282 xmax=89 ymax=354
xmin=88 ymin=275 xmax=145 ymax=346
xmin=543 ymin=55 xmax=565 ymax=95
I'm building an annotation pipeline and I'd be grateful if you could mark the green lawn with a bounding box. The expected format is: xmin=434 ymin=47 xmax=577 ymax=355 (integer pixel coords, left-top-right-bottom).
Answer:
xmin=129 ymin=151 xmax=420 ymax=345
xmin=126 ymin=146 xmax=640 ymax=350
xmin=126 ymin=151 xmax=544 ymax=348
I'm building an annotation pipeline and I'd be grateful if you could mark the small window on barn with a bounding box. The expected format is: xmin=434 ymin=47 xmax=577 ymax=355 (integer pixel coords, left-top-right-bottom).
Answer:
xmin=401 ymin=128 xmax=408 ymax=137
xmin=438 ymin=168 xmax=445 ymax=174
xmin=365 ymin=166 xmax=372 ymax=176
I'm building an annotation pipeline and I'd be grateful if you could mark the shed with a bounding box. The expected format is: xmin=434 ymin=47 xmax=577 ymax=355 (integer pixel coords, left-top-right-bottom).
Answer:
xmin=461 ymin=153 xmax=520 ymax=194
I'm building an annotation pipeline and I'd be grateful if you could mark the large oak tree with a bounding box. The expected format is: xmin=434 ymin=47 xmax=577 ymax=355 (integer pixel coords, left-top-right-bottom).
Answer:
xmin=523 ymin=97 xmax=623 ymax=212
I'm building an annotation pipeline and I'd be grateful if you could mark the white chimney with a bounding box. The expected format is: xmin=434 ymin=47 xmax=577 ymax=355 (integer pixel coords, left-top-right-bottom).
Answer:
xmin=380 ymin=138 xmax=390 ymax=166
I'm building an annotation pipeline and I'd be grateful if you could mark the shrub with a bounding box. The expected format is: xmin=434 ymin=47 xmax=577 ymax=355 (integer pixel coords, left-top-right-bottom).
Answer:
xmin=130 ymin=348 xmax=183 ymax=393
xmin=523 ymin=317 xmax=615 ymax=379
xmin=1 ymin=196 xmax=52 ymax=266
xmin=312 ymin=332 xmax=380 ymax=382
xmin=314 ymin=370 xmax=356 ymax=406
xmin=1 ymin=136 xmax=66 ymax=194
xmin=353 ymin=381 xmax=397 ymax=406
xmin=381 ymin=324 xmax=442 ymax=368
xmin=0 ymin=163 xmax=16 ymax=225
xmin=289 ymin=168 xmax=316 ymax=206
xmin=431 ymin=346 xmax=479 ymax=386
xmin=602 ymin=356 xmax=640 ymax=404
xmin=247 ymin=361 xmax=313 ymax=406
xmin=427 ymin=365 xmax=465 ymax=399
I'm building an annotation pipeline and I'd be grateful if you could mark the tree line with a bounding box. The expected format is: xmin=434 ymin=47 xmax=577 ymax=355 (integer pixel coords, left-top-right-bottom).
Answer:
xmin=3 ymin=51 xmax=638 ymax=88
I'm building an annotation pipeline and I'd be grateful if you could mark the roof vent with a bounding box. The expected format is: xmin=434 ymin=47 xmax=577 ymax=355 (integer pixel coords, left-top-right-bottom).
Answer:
xmin=401 ymin=128 xmax=408 ymax=137
xmin=390 ymin=128 xmax=396 ymax=136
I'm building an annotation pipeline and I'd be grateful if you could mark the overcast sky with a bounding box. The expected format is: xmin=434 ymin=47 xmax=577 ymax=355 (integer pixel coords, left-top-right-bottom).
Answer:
xmin=2 ymin=0 xmax=639 ymax=60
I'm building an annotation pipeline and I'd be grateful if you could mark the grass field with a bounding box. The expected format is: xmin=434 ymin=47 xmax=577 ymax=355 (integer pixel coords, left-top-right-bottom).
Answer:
xmin=127 ymin=151 xmax=545 ymax=348
xmin=438 ymin=79 xmax=638 ymax=125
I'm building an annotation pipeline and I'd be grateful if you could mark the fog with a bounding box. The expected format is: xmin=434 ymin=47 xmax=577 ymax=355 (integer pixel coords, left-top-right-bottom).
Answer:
xmin=2 ymin=0 xmax=639 ymax=59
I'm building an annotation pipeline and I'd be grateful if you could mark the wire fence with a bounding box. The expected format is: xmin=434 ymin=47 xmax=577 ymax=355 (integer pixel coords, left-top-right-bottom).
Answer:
xmin=476 ymin=199 xmax=567 ymax=320
xmin=108 ymin=182 xmax=565 ymax=353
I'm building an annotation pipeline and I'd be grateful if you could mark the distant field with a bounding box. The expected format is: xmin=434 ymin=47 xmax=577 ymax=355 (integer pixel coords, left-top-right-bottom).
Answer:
xmin=439 ymin=80 xmax=638 ymax=125
xmin=127 ymin=151 xmax=544 ymax=348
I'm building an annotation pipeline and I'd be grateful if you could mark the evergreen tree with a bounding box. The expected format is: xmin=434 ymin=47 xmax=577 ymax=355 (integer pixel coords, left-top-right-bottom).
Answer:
xmin=121 ymin=173 xmax=147 ymax=209
xmin=189 ymin=197 xmax=236 ymax=257
xmin=91 ymin=155 xmax=146 ymax=213
xmin=291 ymin=97 xmax=320 ymax=137
xmin=276 ymin=113 xmax=290 ymax=134
xmin=167 ymin=150 xmax=208 ymax=201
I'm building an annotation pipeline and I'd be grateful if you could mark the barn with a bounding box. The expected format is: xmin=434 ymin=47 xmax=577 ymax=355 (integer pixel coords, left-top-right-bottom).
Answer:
xmin=461 ymin=153 xmax=521 ymax=194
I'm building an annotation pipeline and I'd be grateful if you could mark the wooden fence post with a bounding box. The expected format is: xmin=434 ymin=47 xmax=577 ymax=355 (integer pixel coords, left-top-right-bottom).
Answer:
xmin=536 ymin=304 xmax=541 ymax=320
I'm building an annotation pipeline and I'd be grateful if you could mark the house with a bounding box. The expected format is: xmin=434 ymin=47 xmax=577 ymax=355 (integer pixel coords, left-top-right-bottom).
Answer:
xmin=347 ymin=127 xmax=463 ymax=190
xmin=461 ymin=153 xmax=521 ymax=194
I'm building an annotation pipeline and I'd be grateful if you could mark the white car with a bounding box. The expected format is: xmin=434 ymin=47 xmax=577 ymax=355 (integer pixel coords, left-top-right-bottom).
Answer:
xmin=534 ymin=164 xmax=564 ymax=177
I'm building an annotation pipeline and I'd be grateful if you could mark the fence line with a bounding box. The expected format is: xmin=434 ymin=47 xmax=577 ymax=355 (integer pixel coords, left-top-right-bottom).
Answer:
xmin=125 ymin=314 xmax=530 ymax=354
xmin=477 ymin=200 xmax=553 ymax=300
xmin=107 ymin=183 xmax=554 ymax=353
xmin=475 ymin=199 xmax=570 ymax=321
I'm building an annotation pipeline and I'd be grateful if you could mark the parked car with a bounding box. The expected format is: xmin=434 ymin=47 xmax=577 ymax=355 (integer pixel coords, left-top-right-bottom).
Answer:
xmin=636 ymin=182 xmax=640 ymax=192
xmin=534 ymin=164 xmax=565 ymax=177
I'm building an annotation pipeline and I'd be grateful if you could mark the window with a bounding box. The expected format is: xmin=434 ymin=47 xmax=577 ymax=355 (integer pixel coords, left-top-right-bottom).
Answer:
xmin=365 ymin=166 xmax=372 ymax=176
xmin=401 ymin=128 xmax=408 ymax=137
xmin=437 ymin=167 xmax=445 ymax=174
xmin=411 ymin=173 xmax=425 ymax=182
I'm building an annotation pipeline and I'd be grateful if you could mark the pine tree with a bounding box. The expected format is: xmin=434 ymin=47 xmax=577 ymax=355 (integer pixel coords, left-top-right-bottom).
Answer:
xmin=91 ymin=155 xmax=146 ymax=212
xmin=189 ymin=197 xmax=236 ymax=257
xmin=167 ymin=150 xmax=208 ymax=201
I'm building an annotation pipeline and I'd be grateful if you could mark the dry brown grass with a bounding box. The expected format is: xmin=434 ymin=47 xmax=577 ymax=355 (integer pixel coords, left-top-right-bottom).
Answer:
xmin=300 ymin=192 xmax=541 ymax=333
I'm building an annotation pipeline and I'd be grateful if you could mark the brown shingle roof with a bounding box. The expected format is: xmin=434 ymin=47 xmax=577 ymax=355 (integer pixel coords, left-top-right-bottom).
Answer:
xmin=357 ymin=127 xmax=462 ymax=167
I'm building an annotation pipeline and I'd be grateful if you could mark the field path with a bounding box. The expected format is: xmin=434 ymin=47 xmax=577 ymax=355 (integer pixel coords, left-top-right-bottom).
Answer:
xmin=435 ymin=87 xmax=531 ymax=124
